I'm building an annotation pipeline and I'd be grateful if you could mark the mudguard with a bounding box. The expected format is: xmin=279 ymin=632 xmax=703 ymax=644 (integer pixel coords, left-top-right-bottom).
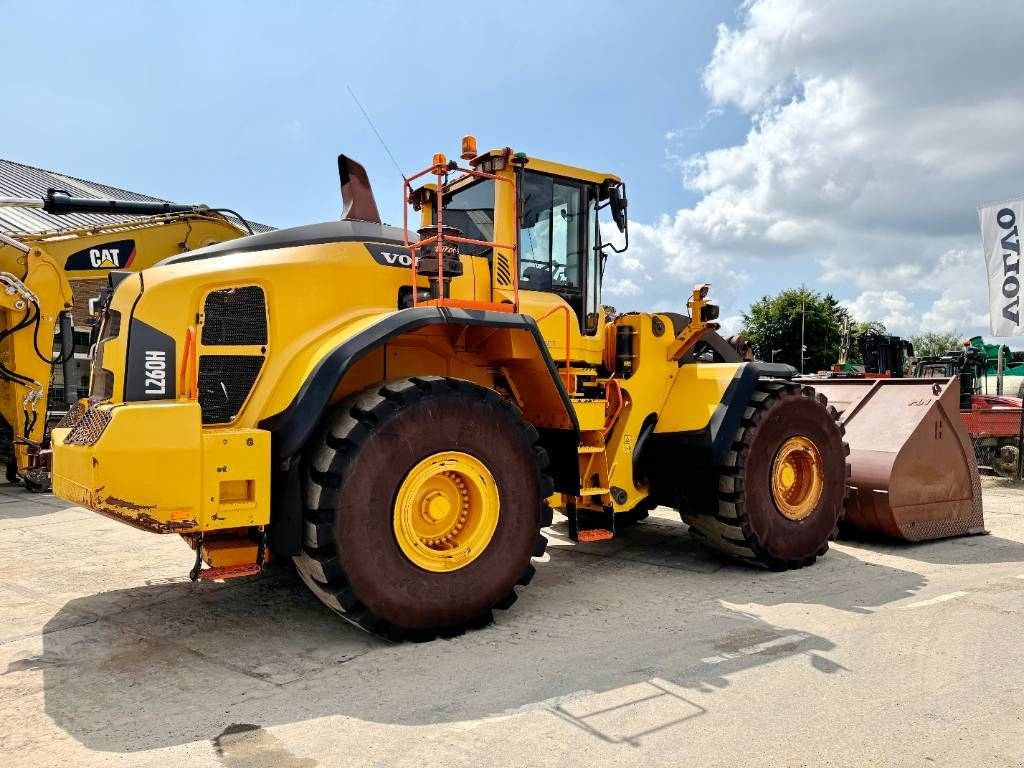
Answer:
xmin=259 ymin=306 xmax=580 ymax=461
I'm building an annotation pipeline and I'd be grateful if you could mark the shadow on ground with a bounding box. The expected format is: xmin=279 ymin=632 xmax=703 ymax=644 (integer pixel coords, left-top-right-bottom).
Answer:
xmin=17 ymin=511 xmax=1009 ymax=753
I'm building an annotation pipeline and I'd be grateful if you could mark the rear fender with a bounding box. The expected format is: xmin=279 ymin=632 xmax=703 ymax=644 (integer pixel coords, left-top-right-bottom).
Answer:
xmin=259 ymin=306 xmax=580 ymax=462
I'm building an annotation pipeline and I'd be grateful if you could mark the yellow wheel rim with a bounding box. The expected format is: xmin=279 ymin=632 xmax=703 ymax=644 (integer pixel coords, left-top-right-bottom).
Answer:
xmin=393 ymin=451 xmax=500 ymax=572
xmin=770 ymin=436 xmax=824 ymax=521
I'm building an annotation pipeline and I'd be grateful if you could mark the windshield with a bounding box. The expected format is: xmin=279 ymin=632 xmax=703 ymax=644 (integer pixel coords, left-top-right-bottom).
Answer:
xmin=441 ymin=178 xmax=495 ymax=257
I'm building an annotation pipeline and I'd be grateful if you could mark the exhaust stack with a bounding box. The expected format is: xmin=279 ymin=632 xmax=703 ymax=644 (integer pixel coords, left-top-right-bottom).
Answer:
xmin=338 ymin=155 xmax=381 ymax=223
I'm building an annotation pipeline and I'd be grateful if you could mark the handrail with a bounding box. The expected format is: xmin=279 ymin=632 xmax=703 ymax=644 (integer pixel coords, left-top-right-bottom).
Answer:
xmin=179 ymin=326 xmax=197 ymax=400
xmin=403 ymin=151 xmax=519 ymax=312
xmin=535 ymin=304 xmax=573 ymax=390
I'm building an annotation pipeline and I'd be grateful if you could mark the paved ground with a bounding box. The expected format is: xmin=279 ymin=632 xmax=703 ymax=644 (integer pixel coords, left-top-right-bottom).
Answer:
xmin=1 ymin=480 xmax=1023 ymax=767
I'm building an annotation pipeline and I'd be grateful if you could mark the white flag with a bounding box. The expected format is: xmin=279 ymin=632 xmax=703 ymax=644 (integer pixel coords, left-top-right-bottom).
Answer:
xmin=978 ymin=198 xmax=1023 ymax=336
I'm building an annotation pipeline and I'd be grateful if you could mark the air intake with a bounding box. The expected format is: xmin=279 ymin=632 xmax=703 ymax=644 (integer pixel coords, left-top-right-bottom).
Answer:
xmin=197 ymin=355 xmax=264 ymax=424
xmin=201 ymin=286 xmax=267 ymax=346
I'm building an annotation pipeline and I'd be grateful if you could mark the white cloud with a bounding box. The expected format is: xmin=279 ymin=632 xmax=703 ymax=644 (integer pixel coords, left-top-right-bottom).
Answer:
xmin=841 ymin=290 xmax=914 ymax=332
xmin=617 ymin=0 xmax=1024 ymax=338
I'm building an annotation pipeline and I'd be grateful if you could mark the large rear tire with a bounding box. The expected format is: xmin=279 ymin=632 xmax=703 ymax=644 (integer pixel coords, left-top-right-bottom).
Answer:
xmin=684 ymin=380 xmax=849 ymax=569
xmin=296 ymin=376 xmax=552 ymax=641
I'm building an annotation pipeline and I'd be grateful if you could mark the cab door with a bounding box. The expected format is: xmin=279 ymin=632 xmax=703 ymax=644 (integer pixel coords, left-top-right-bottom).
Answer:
xmin=516 ymin=170 xmax=605 ymax=365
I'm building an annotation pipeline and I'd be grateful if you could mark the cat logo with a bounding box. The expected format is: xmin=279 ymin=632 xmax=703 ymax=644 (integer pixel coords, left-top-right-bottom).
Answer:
xmin=90 ymin=248 xmax=121 ymax=268
xmin=65 ymin=238 xmax=137 ymax=271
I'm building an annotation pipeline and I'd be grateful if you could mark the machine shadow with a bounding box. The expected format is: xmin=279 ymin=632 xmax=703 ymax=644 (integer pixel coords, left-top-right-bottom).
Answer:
xmin=27 ymin=519 xmax=937 ymax=754
xmin=836 ymin=531 xmax=1024 ymax=567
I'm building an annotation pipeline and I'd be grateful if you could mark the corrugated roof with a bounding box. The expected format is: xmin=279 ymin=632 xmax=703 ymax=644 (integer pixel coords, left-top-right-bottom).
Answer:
xmin=0 ymin=158 xmax=271 ymax=235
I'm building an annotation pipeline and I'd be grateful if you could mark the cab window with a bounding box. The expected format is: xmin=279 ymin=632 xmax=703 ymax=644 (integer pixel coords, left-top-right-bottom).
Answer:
xmin=441 ymin=178 xmax=495 ymax=257
xmin=519 ymin=171 xmax=599 ymax=333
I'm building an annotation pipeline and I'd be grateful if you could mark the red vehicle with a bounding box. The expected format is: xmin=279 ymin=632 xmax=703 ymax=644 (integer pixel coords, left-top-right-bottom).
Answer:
xmin=914 ymin=352 xmax=1022 ymax=478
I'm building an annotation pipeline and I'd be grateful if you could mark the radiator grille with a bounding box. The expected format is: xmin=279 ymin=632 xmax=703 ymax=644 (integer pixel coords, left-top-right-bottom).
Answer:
xmin=201 ymin=286 xmax=267 ymax=346
xmin=56 ymin=400 xmax=88 ymax=430
xmin=197 ymin=355 xmax=264 ymax=424
xmin=65 ymin=408 xmax=112 ymax=446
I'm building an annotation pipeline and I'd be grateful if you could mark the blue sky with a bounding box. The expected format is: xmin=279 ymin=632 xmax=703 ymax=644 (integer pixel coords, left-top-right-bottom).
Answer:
xmin=4 ymin=1 xmax=741 ymax=226
xmin=5 ymin=1 xmax=1022 ymax=346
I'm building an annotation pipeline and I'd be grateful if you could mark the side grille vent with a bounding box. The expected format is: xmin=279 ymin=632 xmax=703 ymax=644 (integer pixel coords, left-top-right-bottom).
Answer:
xmin=197 ymin=355 xmax=264 ymax=424
xmin=201 ymin=286 xmax=267 ymax=346
xmin=495 ymin=253 xmax=513 ymax=287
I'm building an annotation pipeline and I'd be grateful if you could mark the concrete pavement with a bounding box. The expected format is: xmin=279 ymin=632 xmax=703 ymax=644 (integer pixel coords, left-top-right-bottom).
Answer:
xmin=2 ymin=480 xmax=1023 ymax=767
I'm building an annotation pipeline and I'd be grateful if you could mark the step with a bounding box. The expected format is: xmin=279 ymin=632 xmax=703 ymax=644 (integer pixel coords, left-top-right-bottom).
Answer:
xmin=576 ymin=528 xmax=614 ymax=543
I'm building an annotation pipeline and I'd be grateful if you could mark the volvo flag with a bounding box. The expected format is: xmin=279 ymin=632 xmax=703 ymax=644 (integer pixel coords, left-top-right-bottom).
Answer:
xmin=978 ymin=198 xmax=1024 ymax=336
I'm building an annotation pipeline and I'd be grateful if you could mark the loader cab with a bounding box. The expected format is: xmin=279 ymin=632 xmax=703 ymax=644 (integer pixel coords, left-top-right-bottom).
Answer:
xmin=434 ymin=153 xmax=626 ymax=341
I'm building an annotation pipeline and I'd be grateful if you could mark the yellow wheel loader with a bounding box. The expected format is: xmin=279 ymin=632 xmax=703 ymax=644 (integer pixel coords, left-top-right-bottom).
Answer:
xmin=0 ymin=192 xmax=254 ymax=488
xmin=51 ymin=141 xmax=983 ymax=640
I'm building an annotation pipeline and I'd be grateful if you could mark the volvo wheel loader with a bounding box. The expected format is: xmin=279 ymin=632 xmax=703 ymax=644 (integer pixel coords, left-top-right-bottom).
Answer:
xmin=50 ymin=140 xmax=982 ymax=640
xmin=0 ymin=192 xmax=254 ymax=488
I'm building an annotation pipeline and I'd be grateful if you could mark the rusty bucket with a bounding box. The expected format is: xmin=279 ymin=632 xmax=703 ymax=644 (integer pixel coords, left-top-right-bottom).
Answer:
xmin=808 ymin=378 xmax=985 ymax=542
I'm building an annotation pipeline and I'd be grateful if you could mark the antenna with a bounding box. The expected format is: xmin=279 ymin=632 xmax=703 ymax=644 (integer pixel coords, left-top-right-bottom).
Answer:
xmin=346 ymin=85 xmax=406 ymax=181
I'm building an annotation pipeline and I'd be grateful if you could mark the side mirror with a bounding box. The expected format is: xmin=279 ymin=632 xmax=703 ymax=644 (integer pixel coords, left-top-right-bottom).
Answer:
xmin=609 ymin=183 xmax=627 ymax=233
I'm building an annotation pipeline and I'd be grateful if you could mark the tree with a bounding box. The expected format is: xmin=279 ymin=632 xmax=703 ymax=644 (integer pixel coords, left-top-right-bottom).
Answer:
xmin=741 ymin=288 xmax=847 ymax=372
xmin=910 ymin=331 xmax=962 ymax=359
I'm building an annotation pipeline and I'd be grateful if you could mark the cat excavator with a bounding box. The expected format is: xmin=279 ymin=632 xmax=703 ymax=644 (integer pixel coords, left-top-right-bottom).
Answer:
xmin=50 ymin=139 xmax=984 ymax=640
xmin=0 ymin=192 xmax=253 ymax=488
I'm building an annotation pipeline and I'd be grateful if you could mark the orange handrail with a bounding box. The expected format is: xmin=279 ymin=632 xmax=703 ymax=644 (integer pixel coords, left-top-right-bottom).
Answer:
xmin=179 ymin=326 xmax=199 ymax=400
xmin=535 ymin=304 xmax=573 ymax=390
xmin=179 ymin=326 xmax=197 ymax=400
xmin=403 ymin=150 xmax=519 ymax=312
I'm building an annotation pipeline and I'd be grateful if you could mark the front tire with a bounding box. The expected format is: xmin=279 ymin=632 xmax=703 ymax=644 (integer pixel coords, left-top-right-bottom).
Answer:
xmin=684 ymin=380 xmax=849 ymax=569
xmin=296 ymin=377 xmax=552 ymax=640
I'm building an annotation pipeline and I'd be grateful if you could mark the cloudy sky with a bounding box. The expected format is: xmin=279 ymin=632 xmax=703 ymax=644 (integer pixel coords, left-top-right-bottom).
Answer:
xmin=5 ymin=0 xmax=1020 ymax=343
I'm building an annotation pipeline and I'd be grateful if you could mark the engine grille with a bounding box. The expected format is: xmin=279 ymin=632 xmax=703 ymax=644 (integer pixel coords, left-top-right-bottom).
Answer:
xmin=197 ymin=355 xmax=264 ymax=424
xmin=65 ymin=408 xmax=112 ymax=446
xmin=56 ymin=400 xmax=88 ymax=430
xmin=201 ymin=286 xmax=267 ymax=346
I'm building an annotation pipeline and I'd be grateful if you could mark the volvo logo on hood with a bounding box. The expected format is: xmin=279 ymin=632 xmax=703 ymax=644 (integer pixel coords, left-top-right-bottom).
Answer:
xmin=364 ymin=242 xmax=413 ymax=268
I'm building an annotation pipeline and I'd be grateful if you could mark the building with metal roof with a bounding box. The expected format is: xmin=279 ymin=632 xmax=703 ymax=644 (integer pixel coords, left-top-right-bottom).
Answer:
xmin=0 ymin=158 xmax=270 ymax=412
xmin=0 ymin=158 xmax=269 ymax=235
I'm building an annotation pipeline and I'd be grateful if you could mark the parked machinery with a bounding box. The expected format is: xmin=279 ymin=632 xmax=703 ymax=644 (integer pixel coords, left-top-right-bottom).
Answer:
xmin=914 ymin=346 xmax=1022 ymax=478
xmin=50 ymin=141 xmax=983 ymax=639
xmin=0 ymin=191 xmax=253 ymax=487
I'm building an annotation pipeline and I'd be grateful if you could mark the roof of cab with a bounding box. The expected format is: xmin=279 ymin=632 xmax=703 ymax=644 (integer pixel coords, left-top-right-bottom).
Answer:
xmin=479 ymin=148 xmax=621 ymax=186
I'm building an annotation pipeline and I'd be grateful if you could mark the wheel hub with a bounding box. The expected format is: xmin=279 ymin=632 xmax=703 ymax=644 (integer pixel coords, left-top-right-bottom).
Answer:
xmin=393 ymin=451 xmax=499 ymax=572
xmin=770 ymin=436 xmax=824 ymax=521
